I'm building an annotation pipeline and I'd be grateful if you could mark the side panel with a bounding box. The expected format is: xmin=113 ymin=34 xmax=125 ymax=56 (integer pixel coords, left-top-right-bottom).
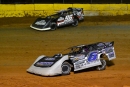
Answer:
xmin=74 ymin=51 xmax=101 ymax=71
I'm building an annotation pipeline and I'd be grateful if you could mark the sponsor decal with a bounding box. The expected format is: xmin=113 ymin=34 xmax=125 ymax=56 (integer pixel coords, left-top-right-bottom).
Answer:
xmin=36 ymin=62 xmax=54 ymax=66
xmin=75 ymin=59 xmax=100 ymax=69
xmin=45 ymin=58 xmax=55 ymax=61
xmin=71 ymin=54 xmax=85 ymax=63
xmin=108 ymin=52 xmax=115 ymax=58
xmin=35 ymin=20 xmax=46 ymax=25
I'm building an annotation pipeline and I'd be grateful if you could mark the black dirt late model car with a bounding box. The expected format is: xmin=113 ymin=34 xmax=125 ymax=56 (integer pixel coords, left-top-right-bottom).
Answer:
xmin=27 ymin=41 xmax=116 ymax=76
xmin=30 ymin=7 xmax=84 ymax=31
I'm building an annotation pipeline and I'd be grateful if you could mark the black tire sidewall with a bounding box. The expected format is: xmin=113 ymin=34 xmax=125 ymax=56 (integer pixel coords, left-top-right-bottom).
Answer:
xmin=72 ymin=19 xmax=78 ymax=26
xmin=61 ymin=62 xmax=71 ymax=75
xmin=51 ymin=22 xmax=57 ymax=30
xmin=96 ymin=59 xmax=106 ymax=71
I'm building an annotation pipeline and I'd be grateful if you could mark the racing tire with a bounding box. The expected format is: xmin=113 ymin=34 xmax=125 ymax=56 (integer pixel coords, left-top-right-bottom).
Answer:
xmin=50 ymin=22 xmax=57 ymax=30
xmin=72 ymin=18 xmax=78 ymax=26
xmin=61 ymin=62 xmax=71 ymax=75
xmin=96 ymin=58 xmax=106 ymax=71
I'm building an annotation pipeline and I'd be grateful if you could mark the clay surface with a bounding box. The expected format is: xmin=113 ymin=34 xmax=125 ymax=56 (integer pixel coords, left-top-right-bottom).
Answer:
xmin=0 ymin=16 xmax=130 ymax=87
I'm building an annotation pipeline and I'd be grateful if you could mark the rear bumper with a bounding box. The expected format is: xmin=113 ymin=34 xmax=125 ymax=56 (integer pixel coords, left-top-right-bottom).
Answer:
xmin=30 ymin=25 xmax=51 ymax=31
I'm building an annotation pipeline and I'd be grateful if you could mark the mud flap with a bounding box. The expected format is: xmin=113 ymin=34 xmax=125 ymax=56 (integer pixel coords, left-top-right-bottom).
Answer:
xmin=105 ymin=41 xmax=116 ymax=60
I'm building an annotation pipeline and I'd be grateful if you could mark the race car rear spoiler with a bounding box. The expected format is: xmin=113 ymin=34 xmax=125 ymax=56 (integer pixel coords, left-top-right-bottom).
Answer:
xmin=104 ymin=41 xmax=114 ymax=47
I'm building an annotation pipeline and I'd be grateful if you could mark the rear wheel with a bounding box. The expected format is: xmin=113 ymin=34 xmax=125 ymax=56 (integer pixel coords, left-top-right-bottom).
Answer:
xmin=61 ymin=62 xmax=71 ymax=75
xmin=50 ymin=22 xmax=57 ymax=30
xmin=72 ymin=18 xmax=78 ymax=26
xmin=96 ymin=58 xmax=106 ymax=71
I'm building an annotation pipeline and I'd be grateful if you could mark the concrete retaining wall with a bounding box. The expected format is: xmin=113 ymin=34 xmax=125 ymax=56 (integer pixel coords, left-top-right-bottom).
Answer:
xmin=0 ymin=4 xmax=130 ymax=17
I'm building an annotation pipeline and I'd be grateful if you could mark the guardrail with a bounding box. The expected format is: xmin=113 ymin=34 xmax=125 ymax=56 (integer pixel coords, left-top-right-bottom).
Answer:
xmin=0 ymin=4 xmax=130 ymax=17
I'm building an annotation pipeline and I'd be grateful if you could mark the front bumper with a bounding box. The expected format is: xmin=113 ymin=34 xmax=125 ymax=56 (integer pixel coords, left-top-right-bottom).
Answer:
xmin=27 ymin=55 xmax=69 ymax=76
xmin=27 ymin=58 xmax=62 ymax=76
xmin=27 ymin=66 xmax=59 ymax=76
xmin=30 ymin=25 xmax=51 ymax=31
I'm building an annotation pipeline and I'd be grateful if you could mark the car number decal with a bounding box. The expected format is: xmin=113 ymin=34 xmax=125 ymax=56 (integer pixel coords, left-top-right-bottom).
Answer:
xmin=57 ymin=15 xmax=73 ymax=26
xmin=65 ymin=15 xmax=73 ymax=22
xmin=87 ymin=52 xmax=98 ymax=62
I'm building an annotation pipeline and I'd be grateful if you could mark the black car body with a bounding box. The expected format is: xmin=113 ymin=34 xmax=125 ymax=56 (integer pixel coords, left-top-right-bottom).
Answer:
xmin=30 ymin=7 xmax=84 ymax=31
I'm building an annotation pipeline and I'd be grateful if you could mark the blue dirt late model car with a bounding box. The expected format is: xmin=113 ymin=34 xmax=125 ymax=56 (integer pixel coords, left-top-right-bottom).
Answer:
xmin=30 ymin=7 xmax=84 ymax=31
xmin=27 ymin=41 xmax=116 ymax=76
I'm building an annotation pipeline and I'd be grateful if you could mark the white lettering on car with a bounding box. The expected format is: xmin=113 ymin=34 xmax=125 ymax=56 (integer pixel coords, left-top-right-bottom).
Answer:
xmin=64 ymin=15 xmax=73 ymax=23
xmin=57 ymin=15 xmax=73 ymax=26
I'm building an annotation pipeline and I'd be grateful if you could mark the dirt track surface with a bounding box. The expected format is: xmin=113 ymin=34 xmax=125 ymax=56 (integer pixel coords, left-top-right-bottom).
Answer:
xmin=0 ymin=16 xmax=130 ymax=87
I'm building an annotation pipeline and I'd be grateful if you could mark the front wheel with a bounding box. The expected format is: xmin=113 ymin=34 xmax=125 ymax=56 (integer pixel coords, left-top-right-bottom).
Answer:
xmin=50 ymin=22 xmax=57 ymax=30
xmin=61 ymin=62 xmax=71 ymax=75
xmin=72 ymin=19 xmax=78 ymax=26
xmin=96 ymin=59 xmax=106 ymax=71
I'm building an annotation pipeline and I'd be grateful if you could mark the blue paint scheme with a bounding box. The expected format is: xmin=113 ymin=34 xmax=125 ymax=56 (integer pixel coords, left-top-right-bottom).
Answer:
xmin=87 ymin=52 xmax=98 ymax=62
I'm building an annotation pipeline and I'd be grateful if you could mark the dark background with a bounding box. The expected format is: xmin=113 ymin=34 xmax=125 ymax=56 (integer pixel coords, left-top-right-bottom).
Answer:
xmin=0 ymin=0 xmax=130 ymax=4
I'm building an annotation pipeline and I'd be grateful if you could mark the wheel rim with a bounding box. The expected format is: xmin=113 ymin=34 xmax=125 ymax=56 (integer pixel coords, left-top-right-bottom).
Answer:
xmin=62 ymin=65 xmax=71 ymax=74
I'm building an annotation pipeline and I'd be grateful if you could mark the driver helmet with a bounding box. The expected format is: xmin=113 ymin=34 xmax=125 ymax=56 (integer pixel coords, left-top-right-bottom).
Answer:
xmin=82 ymin=46 xmax=89 ymax=53
xmin=82 ymin=48 xmax=86 ymax=53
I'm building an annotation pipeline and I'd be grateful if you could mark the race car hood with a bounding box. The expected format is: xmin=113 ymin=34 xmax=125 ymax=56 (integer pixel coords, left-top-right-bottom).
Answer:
xmin=34 ymin=54 xmax=62 ymax=67
xmin=30 ymin=17 xmax=52 ymax=30
xmin=27 ymin=55 xmax=69 ymax=76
